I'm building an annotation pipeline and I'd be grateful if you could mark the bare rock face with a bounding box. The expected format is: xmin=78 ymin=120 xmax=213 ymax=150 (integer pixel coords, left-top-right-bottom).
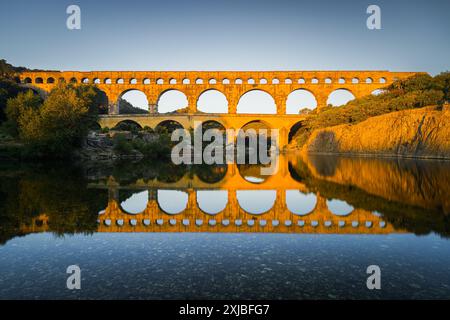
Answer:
xmin=305 ymin=106 xmax=450 ymax=159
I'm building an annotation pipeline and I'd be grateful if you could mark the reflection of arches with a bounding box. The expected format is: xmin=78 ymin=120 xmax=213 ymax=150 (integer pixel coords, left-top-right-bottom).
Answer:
xmin=286 ymin=190 xmax=317 ymax=215
xmin=118 ymin=89 xmax=149 ymax=114
xmin=157 ymin=89 xmax=188 ymax=113
xmin=113 ymin=120 xmax=142 ymax=131
xmin=286 ymin=89 xmax=317 ymax=113
xmin=155 ymin=120 xmax=184 ymax=134
xmin=197 ymin=190 xmax=227 ymax=215
xmin=238 ymin=164 xmax=272 ymax=184
xmin=327 ymin=89 xmax=355 ymax=107
xmin=237 ymin=90 xmax=276 ymax=114
xmin=327 ymin=199 xmax=354 ymax=216
xmin=237 ymin=190 xmax=276 ymax=214
xmin=195 ymin=164 xmax=227 ymax=184
xmin=157 ymin=190 xmax=188 ymax=215
xmin=197 ymin=89 xmax=228 ymax=113
xmin=120 ymin=190 xmax=148 ymax=214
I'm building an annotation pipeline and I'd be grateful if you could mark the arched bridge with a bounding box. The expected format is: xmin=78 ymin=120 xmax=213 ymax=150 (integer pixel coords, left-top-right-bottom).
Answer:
xmin=18 ymin=70 xmax=422 ymax=149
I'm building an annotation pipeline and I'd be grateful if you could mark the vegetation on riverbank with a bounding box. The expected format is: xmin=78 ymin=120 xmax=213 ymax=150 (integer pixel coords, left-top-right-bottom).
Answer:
xmin=291 ymin=72 xmax=450 ymax=147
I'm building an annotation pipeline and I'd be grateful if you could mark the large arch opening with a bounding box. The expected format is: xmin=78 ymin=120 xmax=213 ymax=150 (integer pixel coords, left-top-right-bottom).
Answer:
xmin=286 ymin=89 xmax=317 ymax=114
xmin=94 ymin=89 xmax=109 ymax=115
xmin=197 ymin=90 xmax=228 ymax=113
xmin=238 ymin=120 xmax=274 ymax=164
xmin=288 ymin=121 xmax=305 ymax=143
xmin=112 ymin=120 xmax=143 ymax=131
xmin=158 ymin=90 xmax=188 ymax=113
xmin=327 ymin=89 xmax=355 ymax=107
xmin=118 ymin=90 xmax=149 ymax=114
xmin=236 ymin=90 xmax=276 ymax=114
xmin=155 ymin=120 xmax=184 ymax=134
xmin=237 ymin=190 xmax=276 ymax=214
xmin=120 ymin=190 xmax=148 ymax=214
xmin=197 ymin=191 xmax=228 ymax=215
xmin=157 ymin=190 xmax=188 ymax=215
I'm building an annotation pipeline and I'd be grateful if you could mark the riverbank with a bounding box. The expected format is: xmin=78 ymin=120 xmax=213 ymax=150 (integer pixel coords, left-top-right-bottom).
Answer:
xmin=300 ymin=105 xmax=450 ymax=159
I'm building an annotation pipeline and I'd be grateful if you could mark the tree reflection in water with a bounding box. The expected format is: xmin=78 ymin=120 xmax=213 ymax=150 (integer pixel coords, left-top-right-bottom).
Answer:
xmin=1 ymin=153 xmax=450 ymax=245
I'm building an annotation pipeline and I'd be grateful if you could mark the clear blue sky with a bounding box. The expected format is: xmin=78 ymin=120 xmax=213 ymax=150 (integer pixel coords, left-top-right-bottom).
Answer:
xmin=1 ymin=0 xmax=449 ymax=74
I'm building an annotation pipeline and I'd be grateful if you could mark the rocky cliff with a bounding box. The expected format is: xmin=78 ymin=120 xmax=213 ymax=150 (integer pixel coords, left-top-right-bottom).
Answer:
xmin=304 ymin=106 xmax=450 ymax=159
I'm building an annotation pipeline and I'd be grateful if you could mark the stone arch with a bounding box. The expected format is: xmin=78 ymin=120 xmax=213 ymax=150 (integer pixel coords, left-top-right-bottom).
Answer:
xmin=365 ymin=77 xmax=373 ymax=84
xmin=196 ymin=190 xmax=228 ymax=215
xmin=129 ymin=78 xmax=137 ymax=84
xmin=237 ymin=190 xmax=276 ymax=214
xmin=112 ymin=119 xmax=143 ymax=131
xmin=247 ymin=78 xmax=255 ymax=84
xmin=285 ymin=78 xmax=292 ymax=84
xmin=288 ymin=121 xmax=304 ymax=143
xmin=118 ymin=89 xmax=149 ymax=114
xmin=197 ymin=89 xmax=228 ymax=113
xmin=157 ymin=89 xmax=188 ymax=113
xmin=379 ymin=77 xmax=386 ymax=84
xmin=35 ymin=77 xmax=43 ymax=84
xmin=352 ymin=77 xmax=359 ymax=84
xmin=324 ymin=77 xmax=332 ymax=84
xmin=58 ymin=77 xmax=66 ymax=83
xmin=82 ymin=78 xmax=89 ymax=84
xmin=327 ymin=89 xmax=355 ymax=107
xmin=23 ymin=77 xmax=32 ymax=84
xmin=235 ymin=78 xmax=243 ymax=84
xmin=311 ymin=77 xmax=319 ymax=84
xmin=70 ymin=77 xmax=77 ymax=83
xmin=182 ymin=78 xmax=190 ymax=84
xmin=272 ymin=78 xmax=280 ymax=84
xmin=209 ymin=78 xmax=217 ymax=84
xmin=155 ymin=119 xmax=184 ymax=134
xmin=286 ymin=89 xmax=317 ymax=113
xmin=105 ymin=78 xmax=112 ymax=84
xmin=93 ymin=78 xmax=100 ymax=84
xmin=116 ymin=78 xmax=124 ymax=84
xmin=169 ymin=78 xmax=177 ymax=84
xmin=222 ymin=78 xmax=230 ymax=84
xmin=156 ymin=78 xmax=164 ymax=85
xmin=47 ymin=77 xmax=55 ymax=84
xmin=259 ymin=78 xmax=268 ymax=84
xmin=143 ymin=78 xmax=150 ymax=84
xmin=298 ymin=78 xmax=305 ymax=84
xmin=157 ymin=190 xmax=188 ymax=215
xmin=236 ymin=89 xmax=276 ymax=114
xmin=195 ymin=78 xmax=204 ymax=84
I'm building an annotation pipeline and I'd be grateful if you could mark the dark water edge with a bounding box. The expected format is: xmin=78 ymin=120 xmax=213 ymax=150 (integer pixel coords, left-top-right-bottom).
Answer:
xmin=0 ymin=154 xmax=449 ymax=299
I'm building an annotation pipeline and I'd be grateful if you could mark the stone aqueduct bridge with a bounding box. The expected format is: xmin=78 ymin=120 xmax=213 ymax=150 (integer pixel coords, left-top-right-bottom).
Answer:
xmin=19 ymin=70 xmax=420 ymax=147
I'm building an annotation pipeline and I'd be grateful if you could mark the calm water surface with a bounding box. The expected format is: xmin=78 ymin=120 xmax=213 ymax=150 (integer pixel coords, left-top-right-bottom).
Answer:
xmin=0 ymin=153 xmax=449 ymax=299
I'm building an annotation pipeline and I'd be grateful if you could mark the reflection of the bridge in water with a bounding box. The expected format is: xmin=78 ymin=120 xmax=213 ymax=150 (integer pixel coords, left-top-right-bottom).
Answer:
xmin=80 ymin=156 xmax=396 ymax=235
